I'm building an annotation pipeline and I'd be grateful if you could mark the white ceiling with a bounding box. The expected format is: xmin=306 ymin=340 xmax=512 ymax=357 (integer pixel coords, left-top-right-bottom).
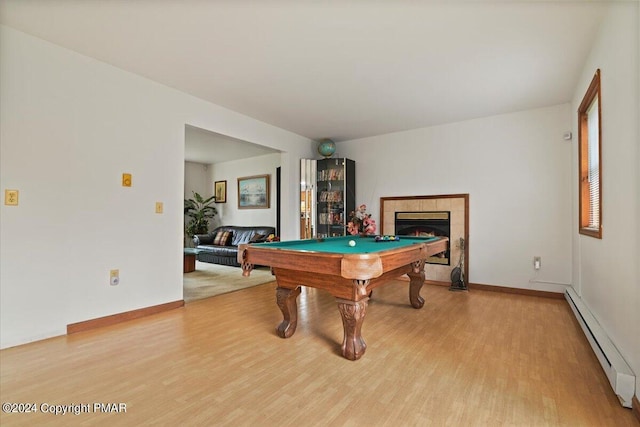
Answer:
xmin=1 ymin=0 xmax=608 ymax=149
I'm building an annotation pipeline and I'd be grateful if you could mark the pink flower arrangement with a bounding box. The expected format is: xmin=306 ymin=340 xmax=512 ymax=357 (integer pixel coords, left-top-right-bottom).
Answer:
xmin=347 ymin=204 xmax=377 ymax=235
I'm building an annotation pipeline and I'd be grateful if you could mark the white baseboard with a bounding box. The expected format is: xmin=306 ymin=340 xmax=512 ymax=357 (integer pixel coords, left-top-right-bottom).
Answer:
xmin=565 ymin=287 xmax=635 ymax=408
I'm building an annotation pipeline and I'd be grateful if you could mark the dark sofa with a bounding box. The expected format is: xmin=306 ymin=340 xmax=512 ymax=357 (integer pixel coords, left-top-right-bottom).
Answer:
xmin=192 ymin=225 xmax=276 ymax=267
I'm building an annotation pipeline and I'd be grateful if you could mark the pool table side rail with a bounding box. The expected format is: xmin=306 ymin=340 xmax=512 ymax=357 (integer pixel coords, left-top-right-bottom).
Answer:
xmin=240 ymin=246 xmax=345 ymax=276
xmin=371 ymin=237 xmax=448 ymax=276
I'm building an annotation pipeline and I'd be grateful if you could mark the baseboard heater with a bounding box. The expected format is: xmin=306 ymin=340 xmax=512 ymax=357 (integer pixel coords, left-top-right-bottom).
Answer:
xmin=565 ymin=287 xmax=635 ymax=408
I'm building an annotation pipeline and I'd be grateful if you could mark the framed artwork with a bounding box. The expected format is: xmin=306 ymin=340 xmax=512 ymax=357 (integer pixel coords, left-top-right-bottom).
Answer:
xmin=237 ymin=174 xmax=270 ymax=209
xmin=214 ymin=180 xmax=227 ymax=203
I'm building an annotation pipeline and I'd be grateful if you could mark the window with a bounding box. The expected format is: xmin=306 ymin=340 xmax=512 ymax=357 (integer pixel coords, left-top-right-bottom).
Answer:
xmin=578 ymin=69 xmax=602 ymax=238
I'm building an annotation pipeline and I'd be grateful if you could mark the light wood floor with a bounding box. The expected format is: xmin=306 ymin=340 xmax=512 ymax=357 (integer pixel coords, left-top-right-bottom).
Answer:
xmin=1 ymin=281 xmax=637 ymax=426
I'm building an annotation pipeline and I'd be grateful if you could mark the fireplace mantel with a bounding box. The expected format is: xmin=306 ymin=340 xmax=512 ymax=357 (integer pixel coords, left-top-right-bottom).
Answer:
xmin=380 ymin=194 xmax=469 ymax=285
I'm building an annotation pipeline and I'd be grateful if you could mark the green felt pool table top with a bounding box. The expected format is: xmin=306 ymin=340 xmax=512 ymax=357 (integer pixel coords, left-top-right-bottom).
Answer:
xmin=251 ymin=235 xmax=439 ymax=254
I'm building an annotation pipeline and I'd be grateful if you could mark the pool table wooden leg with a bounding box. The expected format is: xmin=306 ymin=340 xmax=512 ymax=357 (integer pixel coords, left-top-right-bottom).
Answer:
xmin=337 ymin=297 xmax=368 ymax=361
xmin=407 ymin=260 xmax=426 ymax=309
xmin=275 ymin=286 xmax=301 ymax=338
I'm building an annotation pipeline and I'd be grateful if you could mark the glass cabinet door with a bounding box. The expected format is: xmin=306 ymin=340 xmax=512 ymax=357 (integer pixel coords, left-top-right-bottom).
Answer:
xmin=300 ymin=159 xmax=316 ymax=239
xmin=316 ymin=158 xmax=355 ymax=238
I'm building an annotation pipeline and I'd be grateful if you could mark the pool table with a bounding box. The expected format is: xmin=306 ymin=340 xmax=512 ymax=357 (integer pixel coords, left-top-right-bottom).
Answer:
xmin=238 ymin=234 xmax=448 ymax=360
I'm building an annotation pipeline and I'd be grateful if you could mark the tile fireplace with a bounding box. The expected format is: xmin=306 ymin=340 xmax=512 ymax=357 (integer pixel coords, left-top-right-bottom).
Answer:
xmin=381 ymin=194 xmax=468 ymax=284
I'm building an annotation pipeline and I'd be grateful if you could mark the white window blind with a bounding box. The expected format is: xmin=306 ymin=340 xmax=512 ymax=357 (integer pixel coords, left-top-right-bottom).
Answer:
xmin=587 ymin=98 xmax=600 ymax=229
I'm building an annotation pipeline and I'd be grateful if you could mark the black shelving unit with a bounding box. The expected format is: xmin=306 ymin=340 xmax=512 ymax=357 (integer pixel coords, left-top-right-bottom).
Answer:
xmin=316 ymin=158 xmax=355 ymax=238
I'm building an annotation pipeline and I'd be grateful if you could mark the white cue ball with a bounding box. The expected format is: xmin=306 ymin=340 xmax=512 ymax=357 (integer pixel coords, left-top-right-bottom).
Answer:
xmin=348 ymin=240 xmax=356 ymax=247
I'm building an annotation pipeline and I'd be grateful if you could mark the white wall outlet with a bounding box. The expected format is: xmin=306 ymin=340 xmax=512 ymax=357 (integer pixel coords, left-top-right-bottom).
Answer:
xmin=533 ymin=256 xmax=541 ymax=270
xmin=110 ymin=269 xmax=120 ymax=286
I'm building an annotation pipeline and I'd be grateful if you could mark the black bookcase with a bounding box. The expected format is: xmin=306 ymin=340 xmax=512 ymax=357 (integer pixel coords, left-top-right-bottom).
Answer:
xmin=316 ymin=158 xmax=355 ymax=237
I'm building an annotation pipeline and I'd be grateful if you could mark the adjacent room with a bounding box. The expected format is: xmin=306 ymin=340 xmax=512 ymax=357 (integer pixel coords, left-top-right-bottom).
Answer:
xmin=183 ymin=126 xmax=280 ymax=301
xmin=1 ymin=1 xmax=638 ymax=425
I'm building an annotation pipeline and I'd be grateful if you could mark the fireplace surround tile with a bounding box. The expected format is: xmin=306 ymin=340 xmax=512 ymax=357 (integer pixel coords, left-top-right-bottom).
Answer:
xmin=451 ymin=198 xmax=465 ymax=212
xmin=436 ymin=198 xmax=451 ymax=210
xmin=419 ymin=199 xmax=437 ymax=211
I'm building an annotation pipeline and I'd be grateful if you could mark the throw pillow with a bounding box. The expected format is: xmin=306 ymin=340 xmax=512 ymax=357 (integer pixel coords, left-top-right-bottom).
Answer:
xmin=249 ymin=233 xmax=266 ymax=243
xmin=213 ymin=231 xmax=233 ymax=246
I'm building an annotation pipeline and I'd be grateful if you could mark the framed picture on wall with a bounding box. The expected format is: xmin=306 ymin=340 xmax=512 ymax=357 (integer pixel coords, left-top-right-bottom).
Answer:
xmin=237 ymin=174 xmax=270 ymax=209
xmin=214 ymin=180 xmax=227 ymax=203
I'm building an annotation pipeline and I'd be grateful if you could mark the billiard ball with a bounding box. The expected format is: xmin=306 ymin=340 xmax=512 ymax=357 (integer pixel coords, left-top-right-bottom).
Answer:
xmin=348 ymin=240 xmax=356 ymax=247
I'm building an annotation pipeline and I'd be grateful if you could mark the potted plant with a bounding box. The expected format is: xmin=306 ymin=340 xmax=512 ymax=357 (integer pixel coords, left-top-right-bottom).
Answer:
xmin=184 ymin=191 xmax=217 ymax=242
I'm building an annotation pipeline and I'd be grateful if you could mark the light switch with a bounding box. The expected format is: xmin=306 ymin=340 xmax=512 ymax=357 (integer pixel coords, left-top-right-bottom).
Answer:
xmin=122 ymin=173 xmax=132 ymax=187
xmin=155 ymin=202 xmax=163 ymax=214
xmin=4 ymin=189 xmax=19 ymax=206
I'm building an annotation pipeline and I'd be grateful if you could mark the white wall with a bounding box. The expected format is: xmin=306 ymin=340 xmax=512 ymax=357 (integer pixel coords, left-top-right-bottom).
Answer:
xmin=338 ymin=104 xmax=573 ymax=293
xmin=184 ymin=161 xmax=213 ymax=202
xmin=209 ymin=153 xmax=281 ymax=229
xmin=570 ymin=2 xmax=639 ymax=403
xmin=0 ymin=25 xmax=313 ymax=348
xmin=184 ymin=161 xmax=214 ymax=241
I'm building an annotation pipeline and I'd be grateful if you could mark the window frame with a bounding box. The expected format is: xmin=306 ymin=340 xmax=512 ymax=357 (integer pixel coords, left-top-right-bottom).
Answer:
xmin=577 ymin=69 xmax=602 ymax=238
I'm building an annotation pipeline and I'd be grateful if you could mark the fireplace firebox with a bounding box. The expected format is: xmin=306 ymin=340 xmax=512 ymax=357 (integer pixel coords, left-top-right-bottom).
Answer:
xmin=395 ymin=211 xmax=450 ymax=265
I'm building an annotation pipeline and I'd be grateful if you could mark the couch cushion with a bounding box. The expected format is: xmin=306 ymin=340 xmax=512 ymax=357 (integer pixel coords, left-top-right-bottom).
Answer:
xmin=213 ymin=230 xmax=233 ymax=246
xmin=196 ymin=245 xmax=238 ymax=257
xmin=231 ymin=229 xmax=257 ymax=246
xmin=209 ymin=226 xmax=276 ymax=246
xmin=249 ymin=233 xmax=267 ymax=243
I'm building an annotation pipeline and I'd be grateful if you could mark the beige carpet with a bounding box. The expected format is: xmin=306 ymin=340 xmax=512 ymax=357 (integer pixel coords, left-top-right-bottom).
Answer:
xmin=183 ymin=262 xmax=275 ymax=302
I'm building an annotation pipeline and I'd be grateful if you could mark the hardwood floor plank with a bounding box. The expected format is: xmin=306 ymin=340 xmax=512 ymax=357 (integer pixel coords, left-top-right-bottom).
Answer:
xmin=1 ymin=281 xmax=636 ymax=426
